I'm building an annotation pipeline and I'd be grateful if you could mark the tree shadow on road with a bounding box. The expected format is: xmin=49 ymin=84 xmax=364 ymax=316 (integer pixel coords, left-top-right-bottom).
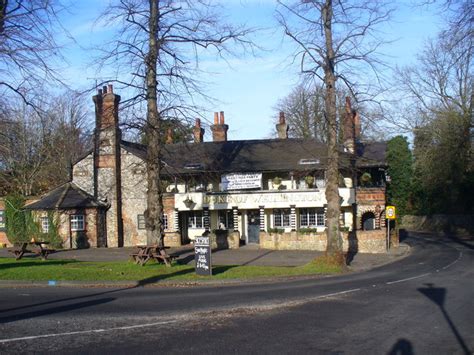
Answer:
xmin=418 ymin=283 xmax=471 ymax=355
xmin=387 ymin=338 xmax=414 ymax=355
xmin=0 ymin=297 xmax=115 ymax=324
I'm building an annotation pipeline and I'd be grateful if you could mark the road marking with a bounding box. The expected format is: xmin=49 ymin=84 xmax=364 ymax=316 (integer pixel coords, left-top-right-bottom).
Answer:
xmin=386 ymin=273 xmax=431 ymax=285
xmin=315 ymin=288 xmax=361 ymax=299
xmin=441 ymin=251 xmax=463 ymax=270
xmin=0 ymin=320 xmax=177 ymax=344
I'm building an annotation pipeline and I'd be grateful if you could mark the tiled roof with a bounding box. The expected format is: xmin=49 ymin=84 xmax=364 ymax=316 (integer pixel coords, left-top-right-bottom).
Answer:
xmin=24 ymin=183 xmax=106 ymax=210
xmin=121 ymin=138 xmax=386 ymax=175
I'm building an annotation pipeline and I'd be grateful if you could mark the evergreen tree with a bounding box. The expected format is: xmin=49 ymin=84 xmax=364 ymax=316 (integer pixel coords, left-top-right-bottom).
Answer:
xmin=386 ymin=136 xmax=412 ymax=217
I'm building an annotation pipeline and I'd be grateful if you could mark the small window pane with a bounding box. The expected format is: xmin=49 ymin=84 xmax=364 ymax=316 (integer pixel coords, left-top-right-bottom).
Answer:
xmin=137 ymin=215 xmax=146 ymax=229
xmin=218 ymin=210 xmax=234 ymax=229
xmin=40 ymin=217 xmax=49 ymax=233
xmin=188 ymin=212 xmax=204 ymax=229
xmin=273 ymin=209 xmax=291 ymax=227
xmin=70 ymin=215 xmax=85 ymax=231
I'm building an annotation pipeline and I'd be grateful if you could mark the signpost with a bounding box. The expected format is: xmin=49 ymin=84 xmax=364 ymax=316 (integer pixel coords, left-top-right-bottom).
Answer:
xmin=386 ymin=206 xmax=396 ymax=251
xmin=194 ymin=235 xmax=212 ymax=276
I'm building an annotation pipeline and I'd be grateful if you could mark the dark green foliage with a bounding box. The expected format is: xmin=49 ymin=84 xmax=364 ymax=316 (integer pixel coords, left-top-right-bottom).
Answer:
xmin=386 ymin=136 xmax=413 ymax=217
xmin=267 ymin=227 xmax=285 ymax=234
xmin=411 ymin=111 xmax=473 ymax=215
xmin=4 ymin=194 xmax=28 ymax=243
xmin=44 ymin=211 xmax=62 ymax=248
xmin=4 ymin=194 xmax=62 ymax=247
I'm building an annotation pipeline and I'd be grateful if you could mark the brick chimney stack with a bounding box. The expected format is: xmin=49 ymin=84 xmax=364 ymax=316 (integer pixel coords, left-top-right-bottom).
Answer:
xmin=211 ymin=111 xmax=229 ymax=142
xmin=276 ymin=111 xmax=289 ymax=139
xmin=193 ymin=118 xmax=205 ymax=143
xmin=165 ymin=128 xmax=173 ymax=144
xmin=343 ymin=97 xmax=359 ymax=154
xmin=92 ymin=84 xmax=123 ymax=247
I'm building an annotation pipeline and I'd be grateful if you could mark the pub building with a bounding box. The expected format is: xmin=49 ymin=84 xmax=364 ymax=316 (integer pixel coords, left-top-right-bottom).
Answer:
xmin=16 ymin=86 xmax=391 ymax=253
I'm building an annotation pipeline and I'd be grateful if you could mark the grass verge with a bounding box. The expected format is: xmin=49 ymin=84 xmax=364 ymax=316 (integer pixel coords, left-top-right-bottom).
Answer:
xmin=0 ymin=257 xmax=343 ymax=283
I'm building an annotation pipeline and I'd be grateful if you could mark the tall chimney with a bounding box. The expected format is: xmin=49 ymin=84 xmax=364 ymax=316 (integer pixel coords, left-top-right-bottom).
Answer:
xmin=211 ymin=111 xmax=229 ymax=142
xmin=165 ymin=128 xmax=173 ymax=144
xmin=92 ymin=85 xmax=123 ymax=247
xmin=276 ymin=111 xmax=289 ymax=139
xmin=343 ymin=97 xmax=356 ymax=153
xmin=193 ymin=118 xmax=205 ymax=143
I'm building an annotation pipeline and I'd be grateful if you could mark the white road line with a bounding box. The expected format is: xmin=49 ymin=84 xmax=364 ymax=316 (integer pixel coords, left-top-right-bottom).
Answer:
xmin=315 ymin=288 xmax=361 ymax=299
xmin=442 ymin=251 xmax=463 ymax=270
xmin=0 ymin=320 xmax=177 ymax=344
xmin=386 ymin=273 xmax=431 ymax=285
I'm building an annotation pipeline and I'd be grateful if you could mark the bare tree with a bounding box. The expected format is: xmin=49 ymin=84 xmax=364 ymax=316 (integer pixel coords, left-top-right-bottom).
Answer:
xmin=97 ymin=0 xmax=252 ymax=250
xmin=0 ymin=91 xmax=91 ymax=196
xmin=0 ymin=0 xmax=66 ymax=106
xmin=276 ymin=0 xmax=392 ymax=263
xmin=275 ymin=84 xmax=328 ymax=141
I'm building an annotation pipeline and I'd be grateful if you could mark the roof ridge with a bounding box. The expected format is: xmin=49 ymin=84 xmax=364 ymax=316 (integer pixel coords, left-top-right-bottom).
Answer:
xmin=55 ymin=182 xmax=72 ymax=209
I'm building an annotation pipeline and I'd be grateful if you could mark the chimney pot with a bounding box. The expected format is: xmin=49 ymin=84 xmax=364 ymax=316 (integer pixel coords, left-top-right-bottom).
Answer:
xmin=193 ymin=118 xmax=205 ymax=143
xmin=214 ymin=112 xmax=219 ymax=125
xmin=219 ymin=111 xmax=225 ymax=124
xmin=279 ymin=111 xmax=285 ymax=124
xmin=98 ymin=89 xmax=103 ymax=95
xmin=276 ymin=112 xmax=289 ymax=139
xmin=166 ymin=128 xmax=173 ymax=144
xmin=103 ymin=85 xmax=108 ymax=94
xmin=345 ymin=97 xmax=352 ymax=113
xmin=108 ymin=84 xmax=113 ymax=93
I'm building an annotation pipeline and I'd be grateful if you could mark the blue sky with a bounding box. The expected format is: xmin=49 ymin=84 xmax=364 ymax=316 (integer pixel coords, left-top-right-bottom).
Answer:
xmin=59 ymin=0 xmax=441 ymax=140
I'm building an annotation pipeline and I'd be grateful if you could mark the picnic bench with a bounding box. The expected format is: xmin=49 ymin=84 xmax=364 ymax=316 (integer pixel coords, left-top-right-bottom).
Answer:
xmin=8 ymin=241 xmax=55 ymax=260
xmin=130 ymin=245 xmax=177 ymax=266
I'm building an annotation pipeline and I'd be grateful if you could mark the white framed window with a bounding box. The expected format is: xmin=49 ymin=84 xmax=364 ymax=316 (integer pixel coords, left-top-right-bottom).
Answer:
xmin=188 ymin=211 xmax=204 ymax=229
xmin=138 ymin=214 xmax=168 ymax=230
xmin=137 ymin=214 xmax=146 ymax=230
xmin=273 ymin=209 xmax=291 ymax=227
xmin=299 ymin=208 xmax=325 ymax=228
xmin=70 ymin=215 xmax=85 ymax=231
xmin=40 ymin=217 xmax=49 ymax=233
xmin=218 ymin=210 xmax=234 ymax=229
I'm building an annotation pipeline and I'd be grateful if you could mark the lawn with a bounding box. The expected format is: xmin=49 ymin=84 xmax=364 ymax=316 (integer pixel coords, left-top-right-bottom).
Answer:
xmin=0 ymin=257 xmax=343 ymax=283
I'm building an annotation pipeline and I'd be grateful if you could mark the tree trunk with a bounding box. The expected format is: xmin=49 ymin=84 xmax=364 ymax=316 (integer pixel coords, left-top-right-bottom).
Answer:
xmin=322 ymin=0 xmax=344 ymax=264
xmin=145 ymin=0 xmax=165 ymax=248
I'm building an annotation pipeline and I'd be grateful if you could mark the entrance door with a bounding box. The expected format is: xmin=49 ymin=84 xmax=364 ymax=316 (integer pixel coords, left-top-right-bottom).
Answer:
xmin=247 ymin=210 xmax=260 ymax=244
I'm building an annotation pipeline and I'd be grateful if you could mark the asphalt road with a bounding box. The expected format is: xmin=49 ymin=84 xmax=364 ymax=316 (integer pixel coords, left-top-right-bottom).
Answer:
xmin=0 ymin=232 xmax=473 ymax=354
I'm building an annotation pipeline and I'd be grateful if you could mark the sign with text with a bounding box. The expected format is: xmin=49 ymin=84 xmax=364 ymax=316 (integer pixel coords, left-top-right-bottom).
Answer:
xmin=221 ymin=173 xmax=262 ymax=191
xmin=194 ymin=235 xmax=212 ymax=276
xmin=0 ymin=210 xmax=5 ymax=231
xmin=386 ymin=206 xmax=396 ymax=220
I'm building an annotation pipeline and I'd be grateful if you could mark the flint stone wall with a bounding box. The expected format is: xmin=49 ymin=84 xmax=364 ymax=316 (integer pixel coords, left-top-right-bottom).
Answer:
xmin=259 ymin=229 xmax=388 ymax=253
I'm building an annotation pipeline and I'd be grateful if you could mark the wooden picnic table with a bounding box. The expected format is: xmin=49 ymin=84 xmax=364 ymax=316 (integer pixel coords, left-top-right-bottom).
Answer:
xmin=8 ymin=241 xmax=55 ymax=260
xmin=130 ymin=245 xmax=176 ymax=266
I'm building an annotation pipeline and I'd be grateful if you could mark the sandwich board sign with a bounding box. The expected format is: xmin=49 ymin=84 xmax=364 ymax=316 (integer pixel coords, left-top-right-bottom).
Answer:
xmin=194 ymin=235 xmax=212 ymax=276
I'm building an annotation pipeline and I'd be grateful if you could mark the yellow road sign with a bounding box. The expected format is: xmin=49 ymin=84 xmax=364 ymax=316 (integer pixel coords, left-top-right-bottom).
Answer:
xmin=386 ymin=206 xmax=396 ymax=219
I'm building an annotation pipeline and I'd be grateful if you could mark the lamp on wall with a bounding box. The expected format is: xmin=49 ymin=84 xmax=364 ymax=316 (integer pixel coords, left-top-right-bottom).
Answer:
xmin=183 ymin=196 xmax=194 ymax=209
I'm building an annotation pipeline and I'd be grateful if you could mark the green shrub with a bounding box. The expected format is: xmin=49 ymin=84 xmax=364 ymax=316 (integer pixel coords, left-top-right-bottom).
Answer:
xmin=5 ymin=195 xmax=28 ymax=244
xmin=267 ymin=227 xmax=284 ymax=234
xmin=298 ymin=228 xmax=318 ymax=234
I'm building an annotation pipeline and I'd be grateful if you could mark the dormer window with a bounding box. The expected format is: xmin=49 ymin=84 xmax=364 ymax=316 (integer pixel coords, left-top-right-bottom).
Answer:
xmin=184 ymin=163 xmax=205 ymax=170
xmin=298 ymin=158 xmax=320 ymax=165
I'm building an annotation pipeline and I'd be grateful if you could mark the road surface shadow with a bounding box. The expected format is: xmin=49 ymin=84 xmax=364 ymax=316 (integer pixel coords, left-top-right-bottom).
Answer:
xmin=387 ymin=338 xmax=414 ymax=355
xmin=418 ymin=283 xmax=470 ymax=355
xmin=0 ymin=297 xmax=115 ymax=324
